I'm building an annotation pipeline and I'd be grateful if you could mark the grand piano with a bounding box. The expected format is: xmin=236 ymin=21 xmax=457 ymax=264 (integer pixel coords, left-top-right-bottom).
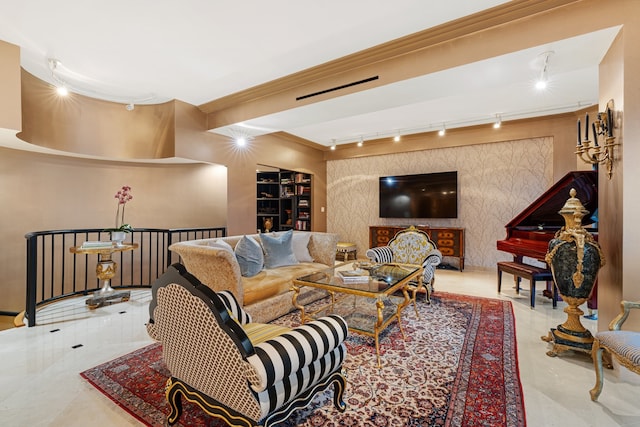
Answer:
xmin=497 ymin=170 xmax=598 ymax=305
xmin=497 ymin=170 xmax=598 ymax=263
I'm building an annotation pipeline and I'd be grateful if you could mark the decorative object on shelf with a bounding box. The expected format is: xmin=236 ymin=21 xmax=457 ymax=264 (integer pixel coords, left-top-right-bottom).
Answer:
xmin=104 ymin=185 xmax=133 ymax=247
xmin=575 ymin=99 xmax=618 ymax=179
xmin=542 ymin=188 xmax=605 ymax=357
xmin=285 ymin=209 xmax=292 ymax=225
xmin=263 ymin=217 xmax=273 ymax=232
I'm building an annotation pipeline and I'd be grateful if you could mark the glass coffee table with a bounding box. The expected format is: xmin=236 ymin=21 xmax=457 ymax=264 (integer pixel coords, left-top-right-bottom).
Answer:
xmin=292 ymin=262 xmax=423 ymax=368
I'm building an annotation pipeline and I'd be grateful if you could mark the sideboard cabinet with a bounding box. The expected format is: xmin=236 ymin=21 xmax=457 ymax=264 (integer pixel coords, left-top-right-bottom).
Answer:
xmin=369 ymin=225 xmax=465 ymax=271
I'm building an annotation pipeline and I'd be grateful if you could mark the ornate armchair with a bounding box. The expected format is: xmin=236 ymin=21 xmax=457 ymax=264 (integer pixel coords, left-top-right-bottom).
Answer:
xmin=590 ymin=300 xmax=640 ymax=401
xmin=365 ymin=226 xmax=442 ymax=308
xmin=147 ymin=263 xmax=348 ymax=426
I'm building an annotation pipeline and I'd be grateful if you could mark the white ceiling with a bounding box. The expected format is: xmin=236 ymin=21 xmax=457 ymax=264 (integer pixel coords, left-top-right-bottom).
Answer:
xmin=0 ymin=0 xmax=620 ymax=147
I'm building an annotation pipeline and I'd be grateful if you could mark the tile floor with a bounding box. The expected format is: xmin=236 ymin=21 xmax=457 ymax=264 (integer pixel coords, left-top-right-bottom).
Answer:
xmin=0 ymin=267 xmax=639 ymax=426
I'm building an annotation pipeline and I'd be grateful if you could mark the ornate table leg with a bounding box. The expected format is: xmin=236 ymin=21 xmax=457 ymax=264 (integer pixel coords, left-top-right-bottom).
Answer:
xmin=85 ymin=252 xmax=130 ymax=309
xmin=291 ymin=285 xmax=307 ymax=324
xmin=374 ymin=299 xmax=384 ymax=369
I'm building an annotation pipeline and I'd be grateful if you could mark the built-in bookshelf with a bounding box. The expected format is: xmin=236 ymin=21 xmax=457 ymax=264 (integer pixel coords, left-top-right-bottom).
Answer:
xmin=257 ymin=168 xmax=312 ymax=232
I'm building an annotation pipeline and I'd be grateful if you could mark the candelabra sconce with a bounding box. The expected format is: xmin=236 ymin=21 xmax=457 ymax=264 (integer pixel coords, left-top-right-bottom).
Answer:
xmin=575 ymin=99 xmax=618 ymax=179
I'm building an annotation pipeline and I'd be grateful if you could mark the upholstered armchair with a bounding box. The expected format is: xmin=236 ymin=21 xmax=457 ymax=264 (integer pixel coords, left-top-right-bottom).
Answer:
xmin=365 ymin=226 xmax=442 ymax=307
xmin=147 ymin=263 xmax=348 ymax=426
xmin=590 ymin=300 xmax=640 ymax=401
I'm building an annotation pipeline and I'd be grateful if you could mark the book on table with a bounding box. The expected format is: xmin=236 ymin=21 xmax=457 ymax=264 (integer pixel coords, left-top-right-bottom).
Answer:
xmin=81 ymin=241 xmax=114 ymax=249
xmin=338 ymin=269 xmax=369 ymax=283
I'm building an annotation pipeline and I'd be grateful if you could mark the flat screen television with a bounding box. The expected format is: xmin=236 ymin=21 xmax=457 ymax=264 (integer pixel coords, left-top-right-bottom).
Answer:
xmin=379 ymin=171 xmax=458 ymax=218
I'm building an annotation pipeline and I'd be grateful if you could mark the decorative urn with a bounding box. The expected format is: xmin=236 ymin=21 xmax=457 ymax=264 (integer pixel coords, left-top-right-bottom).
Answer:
xmin=542 ymin=188 xmax=605 ymax=357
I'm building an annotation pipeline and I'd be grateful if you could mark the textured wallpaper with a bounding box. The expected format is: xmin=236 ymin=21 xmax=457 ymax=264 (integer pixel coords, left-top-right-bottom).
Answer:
xmin=326 ymin=138 xmax=553 ymax=269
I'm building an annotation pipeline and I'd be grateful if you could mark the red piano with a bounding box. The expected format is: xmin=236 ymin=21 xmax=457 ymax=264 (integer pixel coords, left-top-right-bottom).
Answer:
xmin=497 ymin=170 xmax=598 ymax=305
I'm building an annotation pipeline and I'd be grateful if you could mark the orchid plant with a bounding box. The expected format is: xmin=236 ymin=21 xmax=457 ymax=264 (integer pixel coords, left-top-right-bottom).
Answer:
xmin=105 ymin=185 xmax=134 ymax=233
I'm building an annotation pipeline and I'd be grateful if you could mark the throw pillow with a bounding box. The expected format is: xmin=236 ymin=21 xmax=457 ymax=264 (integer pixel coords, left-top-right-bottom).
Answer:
xmin=260 ymin=229 xmax=299 ymax=269
xmin=235 ymin=236 xmax=264 ymax=277
xmin=292 ymin=231 xmax=314 ymax=262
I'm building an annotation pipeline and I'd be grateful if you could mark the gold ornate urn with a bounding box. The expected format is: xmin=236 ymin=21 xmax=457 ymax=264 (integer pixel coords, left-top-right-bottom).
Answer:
xmin=542 ymin=188 xmax=605 ymax=357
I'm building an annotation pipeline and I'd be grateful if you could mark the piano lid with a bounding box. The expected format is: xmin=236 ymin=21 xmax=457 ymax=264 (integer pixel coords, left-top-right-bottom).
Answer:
xmin=505 ymin=170 xmax=598 ymax=230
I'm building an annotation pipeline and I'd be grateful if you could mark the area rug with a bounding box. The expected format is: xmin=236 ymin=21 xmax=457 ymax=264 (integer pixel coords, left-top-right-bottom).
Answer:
xmin=81 ymin=292 xmax=525 ymax=426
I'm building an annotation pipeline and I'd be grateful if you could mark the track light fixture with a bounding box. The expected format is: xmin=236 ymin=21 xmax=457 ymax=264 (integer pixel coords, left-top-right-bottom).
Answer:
xmin=535 ymin=51 xmax=554 ymax=90
xmin=394 ymin=132 xmax=401 ymax=142
xmin=46 ymin=57 xmax=155 ymax=106
xmin=357 ymin=136 xmax=364 ymax=147
xmin=493 ymin=114 xmax=502 ymax=129
xmin=438 ymin=124 xmax=446 ymax=136
xmin=48 ymin=58 xmax=69 ymax=96
xmin=330 ymin=139 xmax=336 ymax=150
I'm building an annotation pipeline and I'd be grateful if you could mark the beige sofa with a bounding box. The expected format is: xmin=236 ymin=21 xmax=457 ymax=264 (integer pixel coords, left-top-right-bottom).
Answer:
xmin=169 ymin=231 xmax=338 ymax=323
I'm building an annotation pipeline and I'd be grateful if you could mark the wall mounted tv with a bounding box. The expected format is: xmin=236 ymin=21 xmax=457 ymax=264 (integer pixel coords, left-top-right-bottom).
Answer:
xmin=379 ymin=171 xmax=458 ymax=219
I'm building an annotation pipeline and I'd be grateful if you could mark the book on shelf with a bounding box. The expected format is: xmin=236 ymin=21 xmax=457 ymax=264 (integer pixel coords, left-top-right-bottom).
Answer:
xmin=81 ymin=241 xmax=114 ymax=249
xmin=338 ymin=269 xmax=369 ymax=283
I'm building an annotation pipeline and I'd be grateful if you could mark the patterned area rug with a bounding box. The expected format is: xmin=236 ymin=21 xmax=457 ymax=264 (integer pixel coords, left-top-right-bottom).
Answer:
xmin=81 ymin=292 xmax=525 ymax=426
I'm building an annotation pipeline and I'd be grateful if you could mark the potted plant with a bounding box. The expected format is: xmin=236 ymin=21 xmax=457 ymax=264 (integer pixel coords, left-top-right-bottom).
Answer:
xmin=104 ymin=185 xmax=133 ymax=246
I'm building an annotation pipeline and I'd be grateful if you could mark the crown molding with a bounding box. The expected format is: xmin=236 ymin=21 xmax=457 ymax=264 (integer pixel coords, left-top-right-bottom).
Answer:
xmin=198 ymin=0 xmax=579 ymax=115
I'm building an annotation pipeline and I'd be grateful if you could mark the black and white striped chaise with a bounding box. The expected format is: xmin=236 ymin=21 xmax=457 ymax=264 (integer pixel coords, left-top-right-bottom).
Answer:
xmin=147 ymin=263 xmax=348 ymax=427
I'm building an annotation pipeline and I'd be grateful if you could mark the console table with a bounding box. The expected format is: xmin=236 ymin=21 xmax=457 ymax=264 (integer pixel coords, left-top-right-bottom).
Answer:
xmin=70 ymin=243 xmax=138 ymax=309
xmin=369 ymin=225 xmax=465 ymax=271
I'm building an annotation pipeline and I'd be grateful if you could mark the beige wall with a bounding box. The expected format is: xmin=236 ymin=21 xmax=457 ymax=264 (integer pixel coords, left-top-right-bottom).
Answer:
xmin=0 ymin=147 xmax=227 ymax=312
xmin=597 ymin=17 xmax=640 ymax=333
xmin=327 ymin=135 xmax=553 ymax=269
xmin=0 ymin=40 xmax=21 ymax=131
xmin=19 ymin=71 xmax=176 ymax=159
xmin=173 ymin=101 xmax=328 ymax=235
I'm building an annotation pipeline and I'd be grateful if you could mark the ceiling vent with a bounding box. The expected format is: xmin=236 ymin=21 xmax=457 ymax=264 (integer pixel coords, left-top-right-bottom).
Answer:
xmin=296 ymin=76 xmax=379 ymax=101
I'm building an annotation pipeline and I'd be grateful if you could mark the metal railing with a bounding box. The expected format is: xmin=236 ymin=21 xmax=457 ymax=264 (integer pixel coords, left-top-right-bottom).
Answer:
xmin=24 ymin=227 xmax=226 ymax=327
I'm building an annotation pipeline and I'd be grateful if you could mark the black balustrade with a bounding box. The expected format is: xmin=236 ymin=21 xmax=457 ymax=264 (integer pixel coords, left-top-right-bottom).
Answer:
xmin=24 ymin=227 xmax=225 ymax=326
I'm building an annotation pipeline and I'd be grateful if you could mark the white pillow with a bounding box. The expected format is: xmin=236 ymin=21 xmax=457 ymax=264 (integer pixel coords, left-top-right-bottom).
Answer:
xmin=292 ymin=232 xmax=314 ymax=262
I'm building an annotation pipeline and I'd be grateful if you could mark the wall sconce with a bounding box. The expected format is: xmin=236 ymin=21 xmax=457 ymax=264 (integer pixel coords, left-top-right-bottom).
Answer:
xmin=575 ymin=99 xmax=618 ymax=179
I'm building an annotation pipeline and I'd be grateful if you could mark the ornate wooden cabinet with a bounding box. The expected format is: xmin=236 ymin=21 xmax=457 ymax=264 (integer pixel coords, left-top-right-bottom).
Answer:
xmin=369 ymin=225 xmax=465 ymax=271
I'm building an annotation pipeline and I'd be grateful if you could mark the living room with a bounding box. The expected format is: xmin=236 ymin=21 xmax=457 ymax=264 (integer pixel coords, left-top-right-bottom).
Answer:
xmin=1 ymin=1 xmax=640 ymax=425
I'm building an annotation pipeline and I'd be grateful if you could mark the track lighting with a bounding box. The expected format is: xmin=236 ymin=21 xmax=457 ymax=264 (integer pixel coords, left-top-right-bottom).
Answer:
xmin=330 ymin=139 xmax=336 ymax=150
xmin=394 ymin=132 xmax=401 ymax=142
xmin=357 ymin=136 xmax=364 ymax=147
xmin=493 ymin=114 xmax=502 ymax=129
xmin=535 ymin=51 xmax=554 ymax=90
xmin=438 ymin=124 xmax=446 ymax=136
xmin=46 ymin=57 xmax=155 ymax=106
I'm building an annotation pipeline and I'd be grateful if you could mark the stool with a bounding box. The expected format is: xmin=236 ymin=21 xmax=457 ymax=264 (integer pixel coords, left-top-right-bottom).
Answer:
xmin=497 ymin=261 xmax=556 ymax=308
xmin=336 ymin=242 xmax=357 ymax=261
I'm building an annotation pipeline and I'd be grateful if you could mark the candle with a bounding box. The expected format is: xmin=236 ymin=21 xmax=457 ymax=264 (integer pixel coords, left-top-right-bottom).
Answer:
xmin=585 ymin=113 xmax=589 ymax=141
xmin=577 ymin=119 xmax=581 ymax=145
xmin=607 ymin=108 xmax=613 ymax=137
xmin=592 ymin=123 xmax=597 ymax=145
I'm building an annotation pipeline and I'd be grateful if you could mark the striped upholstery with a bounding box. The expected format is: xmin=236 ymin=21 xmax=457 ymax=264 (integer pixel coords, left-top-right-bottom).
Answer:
xmin=366 ymin=246 xmax=394 ymax=263
xmin=147 ymin=264 xmax=348 ymax=424
xmin=596 ymin=331 xmax=640 ymax=366
xmin=590 ymin=300 xmax=640 ymax=401
xmin=244 ymin=322 xmax=292 ymax=345
xmin=245 ymin=315 xmax=348 ymax=392
xmin=253 ymin=344 xmax=346 ymax=415
xmin=218 ymin=290 xmax=253 ymax=324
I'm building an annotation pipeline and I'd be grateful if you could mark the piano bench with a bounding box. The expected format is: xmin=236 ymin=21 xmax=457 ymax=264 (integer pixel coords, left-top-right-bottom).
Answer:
xmin=497 ymin=261 xmax=556 ymax=309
